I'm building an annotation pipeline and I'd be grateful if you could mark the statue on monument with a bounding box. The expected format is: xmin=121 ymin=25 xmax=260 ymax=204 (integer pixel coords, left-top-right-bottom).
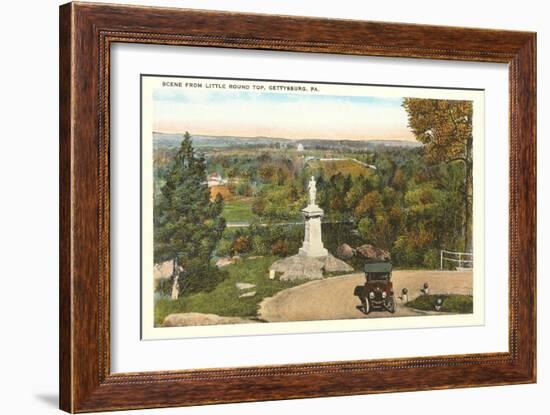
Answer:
xmin=299 ymin=176 xmax=327 ymax=258
xmin=308 ymin=176 xmax=317 ymax=206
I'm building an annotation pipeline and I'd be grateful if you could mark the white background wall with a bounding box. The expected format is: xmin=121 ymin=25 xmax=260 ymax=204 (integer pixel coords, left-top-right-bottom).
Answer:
xmin=0 ymin=1 xmax=546 ymax=414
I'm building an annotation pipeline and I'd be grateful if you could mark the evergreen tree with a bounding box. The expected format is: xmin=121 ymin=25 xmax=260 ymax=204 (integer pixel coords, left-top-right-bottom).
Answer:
xmin=154 ymin=132 xmax=226 ymax=298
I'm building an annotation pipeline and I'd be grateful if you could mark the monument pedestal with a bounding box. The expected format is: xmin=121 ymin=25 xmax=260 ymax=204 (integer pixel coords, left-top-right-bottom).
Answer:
xmin=298 ymin=204 xmax=328 ymax=257
xmin=269 ymin=176 xmax=353 ymax=281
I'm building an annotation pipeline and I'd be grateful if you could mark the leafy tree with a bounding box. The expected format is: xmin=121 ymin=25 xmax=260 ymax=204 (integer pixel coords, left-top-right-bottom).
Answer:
xmin=354 ymin=191 xmax=383 ymax=218
xmin=235 ymin=179 xmax=253 ymax=196
xmin=258 ymin=164 xmax=276 ymax=183
xmin=289 ymin=183 xmax=299 ymax=201
xmin=154 ymin=132 xmax=226 ymax=298
xmin=344 ymin=175 xmax=368 ymax=210
xmin=357 ymin=217 xmax=374 ymax=242
xmin=402 ymin=98 xmax=473 ymax=251
xmin=251 ymin=197 xmax=267 ymax=217
xmin=391 ymin=168 xmax=406 ymax=190
xmin=376 ymin=157 xmax=395 ymax=188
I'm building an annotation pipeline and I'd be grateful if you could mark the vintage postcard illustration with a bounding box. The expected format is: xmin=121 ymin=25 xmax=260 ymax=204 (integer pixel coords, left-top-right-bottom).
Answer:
xmin=141 ymin=75 xmax=484 ymax=339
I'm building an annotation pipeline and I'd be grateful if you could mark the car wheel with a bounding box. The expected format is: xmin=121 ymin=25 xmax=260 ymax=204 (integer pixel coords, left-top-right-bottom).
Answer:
xmin=387 ymin=297 xmax=396 ymax=314
xmin=364 ymin=299 xmax=371 ymax=315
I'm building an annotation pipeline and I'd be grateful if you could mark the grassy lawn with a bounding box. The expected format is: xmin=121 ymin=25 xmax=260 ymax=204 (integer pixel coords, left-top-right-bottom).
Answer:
xmin=222 ymin=198 xmax=256 ymax=222
xmin=154 ymin=256 xmax=302 ymax=326
xmin=406 ymin=294 xmax=473 ymax=314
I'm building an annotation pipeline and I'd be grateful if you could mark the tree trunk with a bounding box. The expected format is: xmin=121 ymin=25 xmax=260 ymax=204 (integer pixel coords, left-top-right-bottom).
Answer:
xmin=464 ymin=141 xmax=473 ymax=253
xmin=170 ymin=258 xmax=179 ymax=300
xmin=464 ymin=187 xmax=470 ymax=252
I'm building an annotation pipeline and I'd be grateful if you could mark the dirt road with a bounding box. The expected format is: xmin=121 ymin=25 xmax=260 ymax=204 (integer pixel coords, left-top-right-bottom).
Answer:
xmin=258 ymin=270 xmax=473 ymax=322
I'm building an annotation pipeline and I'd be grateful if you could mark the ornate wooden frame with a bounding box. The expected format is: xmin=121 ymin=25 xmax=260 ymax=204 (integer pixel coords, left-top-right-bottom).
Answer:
xmin=59 ymin=2 xmax=536 ymax=412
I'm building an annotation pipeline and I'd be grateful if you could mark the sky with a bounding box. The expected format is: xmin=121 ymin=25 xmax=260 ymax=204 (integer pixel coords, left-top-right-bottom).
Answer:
xmin=152 ymin=88 xmax=417 ymax=142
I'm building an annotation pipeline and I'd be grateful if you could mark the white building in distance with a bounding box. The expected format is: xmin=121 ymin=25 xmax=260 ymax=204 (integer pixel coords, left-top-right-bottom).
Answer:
xmin=207 ymin=172 xmax=227 ymax=187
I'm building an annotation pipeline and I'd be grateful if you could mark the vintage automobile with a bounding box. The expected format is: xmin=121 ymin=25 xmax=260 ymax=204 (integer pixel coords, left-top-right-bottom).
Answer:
xmin=353 ymin=261 xmax=396 ymax=314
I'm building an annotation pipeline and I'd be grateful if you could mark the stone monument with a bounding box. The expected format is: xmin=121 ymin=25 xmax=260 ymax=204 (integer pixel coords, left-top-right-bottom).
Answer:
xmin=269 ymin=176 xmax=353 ymax=281
xmin=299 ymin=176 xmax=328 ymax=257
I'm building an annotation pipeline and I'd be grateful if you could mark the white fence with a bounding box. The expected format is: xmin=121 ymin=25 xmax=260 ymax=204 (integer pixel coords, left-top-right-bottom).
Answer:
xmin=440 ymin=249 xmax=473 ymax=270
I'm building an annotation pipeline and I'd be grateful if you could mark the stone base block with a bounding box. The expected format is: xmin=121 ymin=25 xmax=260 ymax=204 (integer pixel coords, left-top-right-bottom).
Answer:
xmin=270 ymin=253 xmax=353 ymax=281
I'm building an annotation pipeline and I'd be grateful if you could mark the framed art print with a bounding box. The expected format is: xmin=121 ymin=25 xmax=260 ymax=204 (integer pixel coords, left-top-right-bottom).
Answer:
xmin=140 ymin=75 xmax=485 ymax=340
xmin=59 ymin=2 xmax=536 ymax=412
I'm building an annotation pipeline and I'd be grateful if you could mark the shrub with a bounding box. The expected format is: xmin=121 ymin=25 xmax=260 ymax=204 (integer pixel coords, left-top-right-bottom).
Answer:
xmin=216 ymin=238 xmax=233 ymax=257
xmin=156 ymin=264 xmax=228 ymax=298
xmin=443 ymin=295 xmax=473 ymax=313
xmin=251 ymin=235 xmax=270 ymax=256
xmin=232 ymin=235 xmax=251 ymax=254
xmin=272 ymin=239 xmax=290 ymax=256
xmin=155 ymin=277 xmax=173 ymax=298
xmin=236 ymin=181 xmax=253 ymax=196
xmin=178 ymin=265 xmax=227 ymax=295
xmin=406 ymin=294 xmax=473 ymax=314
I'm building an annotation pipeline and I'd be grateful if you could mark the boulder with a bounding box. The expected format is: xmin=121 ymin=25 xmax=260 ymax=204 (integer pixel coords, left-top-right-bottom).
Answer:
xmin=162 ymin=312 xmax=252 ymax=327
xmin=235 ymin=282 xmax=256 ymax=290
xmin=270 ymin=255 xmax=325 ymax=281
xmin=324 ymin=254 xmax=354 ymax=273
xmin=336 ymin=243 xmax=355 ymax=259
xmin=216 ymin=257 xmax=234 ymax=268
xmin=239 ymin=291 xmax=256 ymax=298
xmin=153 ymin=260 xmax=180 ymax=281
xmin=269 ymin=253 xmax=353 ymax=281
xmin=355 ymin=244 xmax=391 ymax=261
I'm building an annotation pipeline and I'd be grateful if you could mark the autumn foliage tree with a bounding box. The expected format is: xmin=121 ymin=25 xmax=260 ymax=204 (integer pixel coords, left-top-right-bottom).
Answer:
xmin=402 ymin=98 xmax=473 ymax=251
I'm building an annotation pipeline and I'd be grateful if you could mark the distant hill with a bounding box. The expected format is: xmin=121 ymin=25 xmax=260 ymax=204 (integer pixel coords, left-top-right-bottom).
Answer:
xmin=153 ymin=133 xmax=291 ymax=150
xmin=152 ymin=132 xmax=422 ymax=150
xmin=365 ymin=140 xmax=423 ymax=148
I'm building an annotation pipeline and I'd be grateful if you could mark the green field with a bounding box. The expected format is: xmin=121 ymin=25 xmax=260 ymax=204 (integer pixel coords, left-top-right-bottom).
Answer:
xmin=307 ymin=159 xmax=374 ymax=178
xmin=222 ymin=198 xmax=256 ymax=222
xmin=154 ymin=256 xmax=303 ymax=326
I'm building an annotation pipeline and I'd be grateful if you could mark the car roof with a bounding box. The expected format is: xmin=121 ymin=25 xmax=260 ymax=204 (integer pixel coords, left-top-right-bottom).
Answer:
xmin=364 ymin=262 xmax=392 ymax=273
